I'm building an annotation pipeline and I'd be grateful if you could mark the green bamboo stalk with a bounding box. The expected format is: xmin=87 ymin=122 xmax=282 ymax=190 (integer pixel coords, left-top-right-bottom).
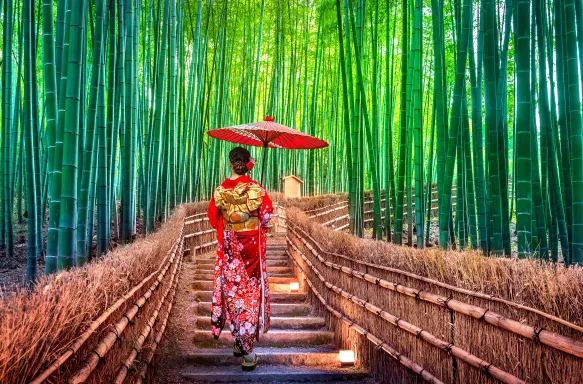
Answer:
xmin=2 ymin=0 xmax=15 ymax=258
xmin=77 ymin=0 xmax=106 ymax=265
xmin=57 ymin=0 xmax=87 ymax=270
xmin=146 ymin=0 xmax=170 ymax=232
xmin=412 ymin=0 xmax=424 ymax=248
xmin=393 ymin=0 xmax=408 ymax=246
xmin=440 ymin=0 xmax=471 ymax=250
xmin=515 ymin=0 xmax=532 ymax=258
xmin=563 ymin=0 xmax=583 ymax=264
xmin=483 ymin=0 xmax=504 ymax=255
xmin=23 ymin=0 xmax=41 ymax=281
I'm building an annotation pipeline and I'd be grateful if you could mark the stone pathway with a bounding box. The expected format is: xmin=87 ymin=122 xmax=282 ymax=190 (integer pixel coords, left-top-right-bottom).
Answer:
xmin=155 ymin=233 xmax=373 ymax=383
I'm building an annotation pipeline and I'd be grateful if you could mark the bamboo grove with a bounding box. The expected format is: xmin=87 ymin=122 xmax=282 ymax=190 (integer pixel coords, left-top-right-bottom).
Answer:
xmin=0 ymin=0 xmax=582 ymax=282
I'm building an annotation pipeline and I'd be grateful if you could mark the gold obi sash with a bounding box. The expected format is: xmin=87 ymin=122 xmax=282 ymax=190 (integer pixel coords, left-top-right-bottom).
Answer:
xmin=214 ymin=181 xmax=264 ymax=232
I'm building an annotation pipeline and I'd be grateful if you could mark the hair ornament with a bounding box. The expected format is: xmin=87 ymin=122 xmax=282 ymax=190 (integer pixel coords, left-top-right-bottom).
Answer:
xmin=246 ymin=158 xmax=256 ymax=170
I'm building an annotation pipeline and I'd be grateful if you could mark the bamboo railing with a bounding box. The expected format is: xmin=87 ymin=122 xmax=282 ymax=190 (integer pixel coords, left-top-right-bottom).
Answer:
xmin=69 ymin=236 xmax=184 ymax=383
xmin=285 ymin=217 xmax=583 ymax=384
xmin=29 ymin=226 xmax=184 ymax=384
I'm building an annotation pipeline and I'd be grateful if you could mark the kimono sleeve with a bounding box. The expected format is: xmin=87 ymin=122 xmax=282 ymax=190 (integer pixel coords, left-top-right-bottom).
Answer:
xmin=259 ymin=191 xmax=274 ymax=228
xmin=207 ymin=195 xmax=222 ymax=229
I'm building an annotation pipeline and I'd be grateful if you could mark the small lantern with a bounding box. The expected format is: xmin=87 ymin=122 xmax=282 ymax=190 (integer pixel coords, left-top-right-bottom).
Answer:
xmin=339 ymin=350 xmax=355 ymax=367
xmin=289 ymin=282 xmax=300 ymax=292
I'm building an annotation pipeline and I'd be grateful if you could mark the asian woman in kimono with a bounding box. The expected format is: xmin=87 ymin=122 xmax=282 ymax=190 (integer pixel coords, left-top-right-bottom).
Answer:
xmin=207 ymin=146 xmax=273 ymax=371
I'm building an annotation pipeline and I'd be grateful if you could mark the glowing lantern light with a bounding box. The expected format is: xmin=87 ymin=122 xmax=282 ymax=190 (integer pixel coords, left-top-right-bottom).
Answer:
xmin=290 ymin=282 xmax=300 ymax=292
xmin=339 ymin=350 xmax=355 ymax=367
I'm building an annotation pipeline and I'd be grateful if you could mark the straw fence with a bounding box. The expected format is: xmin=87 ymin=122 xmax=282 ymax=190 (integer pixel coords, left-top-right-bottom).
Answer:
xmin=0 ymin=202 xmax=210 ymax=383
xmin=285 ymin=205 xmax=583 ymax=384
xmin=297 ymin=188 xmax=453 ymax=232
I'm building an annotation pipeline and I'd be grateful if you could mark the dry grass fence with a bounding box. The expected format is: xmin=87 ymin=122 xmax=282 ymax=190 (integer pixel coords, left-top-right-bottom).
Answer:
xmin=0 ymin=202 xmax=208 ymax=384
xmin=285 ymin=204 xmax=583 ymax=384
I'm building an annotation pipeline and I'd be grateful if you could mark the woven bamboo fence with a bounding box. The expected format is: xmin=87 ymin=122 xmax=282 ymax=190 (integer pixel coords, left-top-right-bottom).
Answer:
xmin=285 ymin=211 xmax=583 ymax=384
xmin=298 ymin=188 xmax=452 ymax=232
xmin=27 ymin=229 xmax=184 ymax=384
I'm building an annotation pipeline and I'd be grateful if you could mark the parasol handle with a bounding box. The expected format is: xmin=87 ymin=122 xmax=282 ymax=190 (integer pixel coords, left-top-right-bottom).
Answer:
xmin=260 ymin=142 xmax=268 ymax=185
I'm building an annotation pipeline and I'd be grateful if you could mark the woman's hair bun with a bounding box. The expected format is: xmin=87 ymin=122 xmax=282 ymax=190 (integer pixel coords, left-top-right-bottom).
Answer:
xmin=229 ymin=147 xmax=251 ymax=175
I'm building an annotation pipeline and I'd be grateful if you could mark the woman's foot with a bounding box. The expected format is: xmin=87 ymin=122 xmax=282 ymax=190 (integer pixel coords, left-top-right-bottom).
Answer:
xmin=233 ymin=343 xmax=244 ymax=357
xmin=242 ymin=352 xmax=258 ymax=371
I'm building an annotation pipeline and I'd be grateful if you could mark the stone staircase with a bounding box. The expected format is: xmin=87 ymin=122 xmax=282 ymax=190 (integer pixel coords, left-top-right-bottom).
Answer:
xmin=155 ymin=233 xmax=372 ymax=383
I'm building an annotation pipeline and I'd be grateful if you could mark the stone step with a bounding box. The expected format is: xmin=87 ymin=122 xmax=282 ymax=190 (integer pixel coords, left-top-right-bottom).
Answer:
xmin=267 ymin=248 xmax=287 ymax=255
xmin=194 ymin=291 xmax=306 ymax=303
xmin=266 ymin=244 xmax=287 ymax=250
xmin=185 ymin=346 xmax=338 ymax=366
xmin=196 ymin=253 xmax=288 ymax=262
xmin=195 ymin=316 xmax=326 ymax=330
xmin=195 ymin=265 xmax=292 ymax=275
xmin=192 ymin=280 xmax=292 ymax=292
xmin=268 ymin=232 xmax=287 ymax=238
xmin=196 ymin=303 xmax=311 ymax=317
xmin=193 ymin=330 xmax=335 ymax=348
xmin=194 ymin=270 xmax=293 ymax=280
xmin=180 ymin=364 xmax=369 ymax=383
xmin=193 ymin=275 xmax=296 ymax=284
xmin=195 ymin=259 xmax=289 ymax=268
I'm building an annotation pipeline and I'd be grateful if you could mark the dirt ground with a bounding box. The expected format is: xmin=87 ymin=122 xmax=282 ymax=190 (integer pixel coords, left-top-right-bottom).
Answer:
xmin=0 ymin=213 xmax=33 ymax=293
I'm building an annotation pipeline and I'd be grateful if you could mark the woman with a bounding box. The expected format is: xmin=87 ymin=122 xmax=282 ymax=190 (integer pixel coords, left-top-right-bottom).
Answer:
xmin=207 ymin=147 xmax=273 ymax=371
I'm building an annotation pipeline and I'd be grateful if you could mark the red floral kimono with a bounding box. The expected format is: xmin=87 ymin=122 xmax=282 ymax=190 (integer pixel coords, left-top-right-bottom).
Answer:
xmin=207 ymin=175 xmax=273 ymax=354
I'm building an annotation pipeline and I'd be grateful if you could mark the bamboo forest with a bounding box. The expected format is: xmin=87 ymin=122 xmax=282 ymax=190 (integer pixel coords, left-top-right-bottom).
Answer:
xmin=0 ymin=0 xmax=582 ymax=284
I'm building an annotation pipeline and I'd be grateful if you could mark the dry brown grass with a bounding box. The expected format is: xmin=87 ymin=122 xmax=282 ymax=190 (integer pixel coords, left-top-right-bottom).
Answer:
xmin=0 ymin=203 xmax=207 ymax=384
xmin=287 ymin=206 xmax=583 ymax=326
xmin=283 ymin=193 xmax=347 ymax=212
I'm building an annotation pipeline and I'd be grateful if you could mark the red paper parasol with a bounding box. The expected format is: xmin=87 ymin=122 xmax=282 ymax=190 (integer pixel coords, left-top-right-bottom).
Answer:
xmin=207 ymin=116 xmax=328 ymax=182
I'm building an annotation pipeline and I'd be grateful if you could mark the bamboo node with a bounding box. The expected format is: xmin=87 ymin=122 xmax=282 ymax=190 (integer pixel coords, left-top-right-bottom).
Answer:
xmin=478 ymin=308 xmax=489 ymax=322
xmin=415 ymin=328 xmax=424 ymax=339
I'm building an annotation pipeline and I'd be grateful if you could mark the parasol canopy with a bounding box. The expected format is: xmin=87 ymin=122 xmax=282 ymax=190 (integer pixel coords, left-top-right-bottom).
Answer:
xmin=206 ymin=116 xmax=329 ymax=184
xmin=206 ymin=116 xmax=329 ymax=149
